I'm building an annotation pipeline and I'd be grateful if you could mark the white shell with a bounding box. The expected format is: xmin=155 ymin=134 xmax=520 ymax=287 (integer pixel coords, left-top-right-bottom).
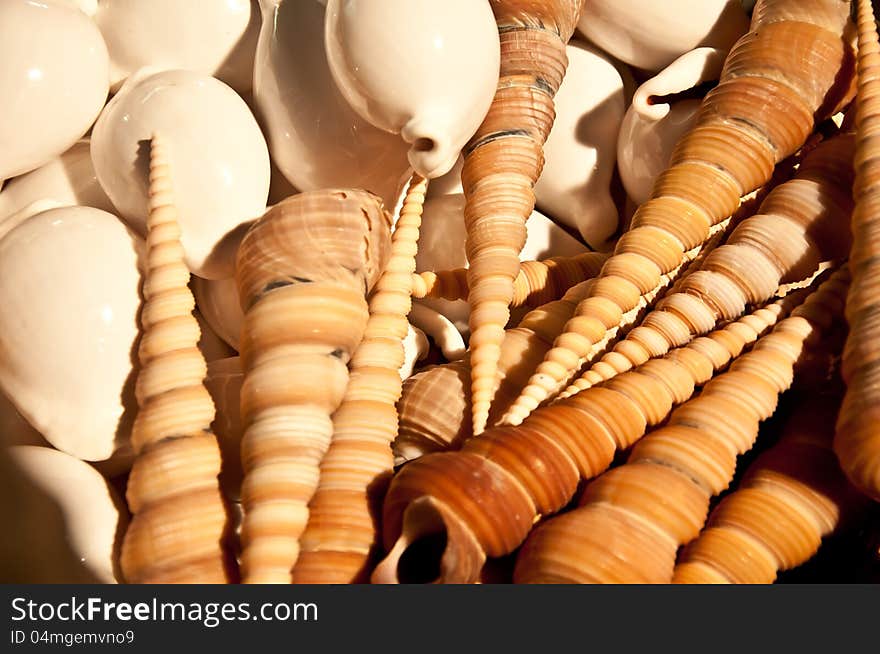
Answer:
xmin=0 ymin=0 xmax=109 ymax=182
xmin=193 ymin=275 xmax=244 ymax=351
xmin=0 ymin=140 xmax=115 ymax=223
xmin=90 ymin=69 xmax=270 ymax=279
xmin=618 ymin=48 xmax=725 ymax=205
xmin=401 ymin=324 xmax=429 ymax=381
xmin=253 ymin=0 xmax=410 ymax=207
xmin=0 ymin=390 xmax=47 ymax=448
xmin=324 ymin=0 xmax=500 ymax=179
xmin=94 ymin=0 xmax=260 ymax=94
xmin=577 ymin=0 xmax=748 ymax=72
xmin=2 ymin=445 xmax=126 ymax=583
xmin=0 ymin=207 xmax=142 ymax=464
xmin=534 ymin=41 xmax=629 ymax=250
xmin=195 ymin=309 xmax=236 ymax=362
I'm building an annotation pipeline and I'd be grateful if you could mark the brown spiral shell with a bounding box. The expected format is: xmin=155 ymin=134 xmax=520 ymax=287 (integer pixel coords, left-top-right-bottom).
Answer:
xmin=235 ymin=189 xmax=392 ymax=583
xmin=462 ymin=0 xmax=583 ymax=435
xmin=373 ymin=272 xmax=836 ymax=584
xmin=835 ymin=0 xmax=880 ymax=502
xmin=120 ymin=135 xmax=236 ymax=584
xmin=673 ymin=393 xmax=868 ymax=584
xmin=513 ymin=269 xmax=850 ymax=584
xmin=291 ymin=175 xmax=427 ymax=584
xmin=505 ymin=0 xmax=857 ymax=425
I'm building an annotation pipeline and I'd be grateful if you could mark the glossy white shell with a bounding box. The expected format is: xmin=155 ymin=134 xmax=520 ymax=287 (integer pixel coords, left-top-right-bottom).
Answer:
xmin=90 ymin=69 xmax=270 ymax=279
xmin=3 ymin=446 xmax=126 ymax=583
xmin=0 ymin=141 xmax=115 ymax=223
xmin=324 ymin=0 xmax=500 ymax=178
xmin=534 ymin=41 xmax=629 ymax=251
xmin=0 ymin=207 xmax=142 ymax=464
xmin=252 ymin=0 xmax=410 ymax=207
xmin=617 ymin=47 xmax=725 ymax=205
xmin=0 ymin=0 xmax=109 ymax=182
xmin=577 ymin=0 xmax=748 ymax=72
xmin=193 ymin=275 xmax=244 ymax=351
xmin=94 ymin=0 xmax=260 ymax=93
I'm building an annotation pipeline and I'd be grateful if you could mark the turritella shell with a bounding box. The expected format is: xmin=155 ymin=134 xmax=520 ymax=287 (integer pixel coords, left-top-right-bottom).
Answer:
xmin=236 ymin=188 xmax=392 ymax=583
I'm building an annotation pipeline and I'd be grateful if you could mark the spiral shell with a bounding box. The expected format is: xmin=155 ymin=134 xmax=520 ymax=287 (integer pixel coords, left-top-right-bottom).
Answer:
xmin=673 ymin=393 xmax=868 ymax=584
xmin=120 ymin=135 xmax=236 ymax=584
xmin=374 ymin=271 xmax=834 ymax=583
xmin=506 ymin=0 xmax=857 ymax=424
xmin=462 ymin=0 xmax=583 ymax=435
xmin=235 ymin=189 xmax=392 ymax=583
xmin=292 ymin=175 xmax=427 ymax=583
xmin=834 ymin=0 xmax=880 ymax=502
xmin=513 ymin=269 xmax=850 ymax=584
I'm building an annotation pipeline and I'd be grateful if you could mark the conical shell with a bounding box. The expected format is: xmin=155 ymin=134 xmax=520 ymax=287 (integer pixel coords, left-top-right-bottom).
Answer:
xmin=462 ymin=0 xmax=583 ymax=435
xmin=235 ymin=189 xmax=392 ymax=583
xmin=377 ymin=268 xmax=846 ymax=583
xmin=292 ymin=175 xmax=427 ymax=584
xmin=513 ymin=269 xmax=850 ymax=584
xmin=506 ymin=0 xmax=857 ymax=424
xmin=121 ymin=134 xmax=236 ymax=584
xmin=835 ymin=0 xmax=880 ymax=502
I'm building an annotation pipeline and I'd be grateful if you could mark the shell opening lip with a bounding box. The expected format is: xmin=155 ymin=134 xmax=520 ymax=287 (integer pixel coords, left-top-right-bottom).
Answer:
xmin=373 ymin=498 xmax=451 ymax=584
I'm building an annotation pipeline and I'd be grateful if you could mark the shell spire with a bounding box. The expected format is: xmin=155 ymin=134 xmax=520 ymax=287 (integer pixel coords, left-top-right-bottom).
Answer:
xmin=292 ymin=175 xmax=427 ymax=583
xmin=121 ymin=134 xmax=236 ymax=584
xmin=505 ymin=0 xmax=857 ymax=425
xmin=463 ymin=0 xmax=583 ymax=434
xmin=835 ymin=0 xmax=880 ymax=502
xmin=235 ymin=189 xmax=392 ymax=583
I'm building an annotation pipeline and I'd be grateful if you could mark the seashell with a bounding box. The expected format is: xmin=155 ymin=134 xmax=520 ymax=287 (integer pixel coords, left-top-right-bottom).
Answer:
xmin=618 ymin=48 xmax=726 ymax=206
xmin=375 ymin=269 xmax=842 ymax=583
xmin=553 ymin=134 xmax=855 ymax=402
xmin=674 ymin=394 xmax=869 ymax=583
xmin=0 ymin=206 xmax=142 ymax=466
xmin=0 ymin=140 xmax=115 ymax=222
xmin=193 ymin=273 xmax=245 ymax=351
xmin=324 ymin=0 xmax=500 ymax=179
xmin=293 ymin=175 xmax=427 ymax=583
xmin=204 ymin=356 xmax=245 ymax=502
xmin=0 ymin=0 xmax=108 ymax=183
xmin=0 ymin=389 xmax=48 ymax=449
xmin=407 ymin=304 xmax=467 ymax=362
xmin=513 ymin=269 xmax=850 ymax=583
xmin=195 ymin=310 xmax=236 ymax=363
xmin=401 ymin=323 xmax=429 ymax=381
xmin=0 ymin=445 xmax=127 ymax=583
xmin=461 ymin=0 xmax=583 ymax=435
xmin=235 ymin=188 xmax=392 ymax=583
xmin=121 ymin=135 xmax=236 ymax=584
xmin=90 ymin=68 xmax=270 ymax=279
xmin=94 ymin=0 xmax=260 ymax=94
xmin=253 ymin=0 xmax=410 ymax=208
xmin=507 ymin=0 xmax=858 ymax=424
xmin=576 ymin=0 xmax=749 ymax=72
xmin=414 ymin=193 xmax=588 ymax=338
xmin=834 ymin=0 xmax=880 ymax=503
xmin=533 ymin=40 xmax=630 ymax=250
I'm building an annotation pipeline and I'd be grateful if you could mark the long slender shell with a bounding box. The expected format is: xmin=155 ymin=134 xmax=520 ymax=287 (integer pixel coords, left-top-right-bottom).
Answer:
xmin=463 ymin=0 xmax=583 ymax=435
xmin=506 ymin=0 xmax=857 ymax=424
xmin=673 ymin=394 xmax=868 ymax=584
xmin=374 ymin=271 xmax=836 ymax=583
xmin=235 ymin=189 xmax=392 ymax=583
xmin=412 ymin=251 xmax=608 ymax=308
xmin=513 ymin=270 xmax=850 ymax=584
xmin=835 ymin=0 xmax=880 ymax=502
xmin=550 ymin=135 xmax=855 ymax=401
xmin=292 ymin=175 xmax=427 ymax=583
xmin=121 ymin=135 xmax=236 ymax=584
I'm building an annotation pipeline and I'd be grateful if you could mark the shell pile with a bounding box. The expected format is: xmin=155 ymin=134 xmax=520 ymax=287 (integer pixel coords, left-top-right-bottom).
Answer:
xmin=0 ymin=0 xmax=878 ymax=585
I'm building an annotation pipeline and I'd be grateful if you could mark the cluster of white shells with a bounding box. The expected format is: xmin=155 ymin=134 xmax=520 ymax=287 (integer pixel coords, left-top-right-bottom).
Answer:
xmin=0 ymin=0 xmax=753 ymax=582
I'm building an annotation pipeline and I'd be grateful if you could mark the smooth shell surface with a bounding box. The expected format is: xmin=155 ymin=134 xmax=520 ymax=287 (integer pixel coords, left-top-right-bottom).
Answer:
xmin=94 ymin=0 xmax=260 ymax=93
xmin=91 ymin=69 xmax=270 ymax=279
xmin=193 ymin=274 xmax=245 ymax=351
xmin=0 ymin=0 xmax=109 ymax=182
xmin=0 ymin=140 xmax=115 ymax=223
xmin=0 ymin=207 xmax=142 ymax=464
xmin=3 ymin=446 xmax=127 ymax=583
xmin=253 ymin=0 xmax=410 ymax=207
xmin=577 ymin=0 xmax=749 ymax=71
xmin=324 ymin=0 xmax=500 ymax=178
xmin=534 ymin=41 xmax=628 ymax=250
